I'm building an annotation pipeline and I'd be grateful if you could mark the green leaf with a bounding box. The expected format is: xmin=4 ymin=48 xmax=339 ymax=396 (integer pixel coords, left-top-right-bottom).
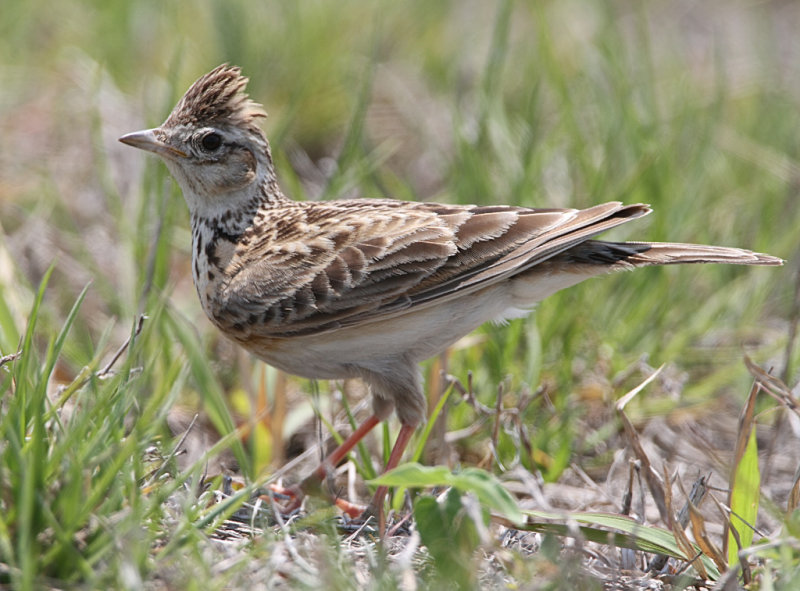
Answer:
xmin=728 ymin=426 xmax=760 ymax=565
xmin=414 ymin=489 xmax=482 ymax=590
xmin=370 ymin=463 xmax=453 ymax=487
xmin=520 ymin=509 xmax=721 ymax=580
xmin=370 ymin=462 xmax=524 ymax=525
xmin=449 ymin=468 xmax=523 ymax=525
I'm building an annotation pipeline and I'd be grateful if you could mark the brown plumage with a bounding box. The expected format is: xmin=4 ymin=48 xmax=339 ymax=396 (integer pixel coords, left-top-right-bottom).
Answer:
xmin=120 ymin=64 xmax=782 ymax=518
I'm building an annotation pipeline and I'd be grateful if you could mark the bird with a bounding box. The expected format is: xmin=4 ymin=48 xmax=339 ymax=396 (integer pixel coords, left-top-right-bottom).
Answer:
xmin=119 ymin=64 xmax=782 ymax=520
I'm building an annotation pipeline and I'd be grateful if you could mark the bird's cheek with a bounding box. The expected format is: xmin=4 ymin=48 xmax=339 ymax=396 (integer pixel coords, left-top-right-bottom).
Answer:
xmin=217 ymin=151 xmax=257 ymax=192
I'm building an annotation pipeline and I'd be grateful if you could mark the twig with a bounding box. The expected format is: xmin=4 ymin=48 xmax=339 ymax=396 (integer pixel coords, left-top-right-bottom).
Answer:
xmin=744 ymin=355 xmax=799 ymax=416
xmin=615 ymin=365 xmax=669 ymax=524
xmin=387 ymin=511 xmax=413 ymax=537
xmin=0 ymin=349 xmax=22 ymax=370
xmin=648 ymin=473 xmax=710 ymax=573
xmin=98 ymin=314 xmax=147 ymax=378
xmin=145 ymin=413 xmax=199 ymax=487
xmin=490 ymin=382 xmax=505 ymax=470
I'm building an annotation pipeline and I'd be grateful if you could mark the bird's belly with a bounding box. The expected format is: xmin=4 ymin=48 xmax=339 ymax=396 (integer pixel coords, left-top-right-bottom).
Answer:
xmin=235 ymin=333 xmax=362 ymax=380
xmin=233 ymin=283 xmax=524 ymax=378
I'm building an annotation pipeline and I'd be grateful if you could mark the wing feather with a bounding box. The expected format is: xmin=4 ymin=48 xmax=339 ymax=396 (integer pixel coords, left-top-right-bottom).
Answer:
xmin=217 ymin=200 xmax=651 ymax=336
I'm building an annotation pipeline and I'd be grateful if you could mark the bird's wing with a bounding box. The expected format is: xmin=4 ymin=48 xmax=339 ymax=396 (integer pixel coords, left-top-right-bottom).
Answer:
xmin=218 ymin=200 xmax=650 ymax=335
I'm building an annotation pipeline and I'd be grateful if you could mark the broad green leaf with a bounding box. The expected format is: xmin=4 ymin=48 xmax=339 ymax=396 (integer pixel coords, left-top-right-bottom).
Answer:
xmin=370 ymin=463 xmax=524 ymax=525
xmin=371 ymin=463 xmax=454 ymax=487
xmin=728 ymin=426 xmax=760 ymax=566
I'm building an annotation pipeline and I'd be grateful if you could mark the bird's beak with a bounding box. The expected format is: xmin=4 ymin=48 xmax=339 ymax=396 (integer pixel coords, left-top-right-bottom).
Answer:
xmin=119 ymin=128 xmax=188 ymax=159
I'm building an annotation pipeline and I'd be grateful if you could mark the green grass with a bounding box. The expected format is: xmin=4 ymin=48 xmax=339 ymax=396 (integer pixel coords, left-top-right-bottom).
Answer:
xmin=1 ymin=0 xmax=799 ymax=588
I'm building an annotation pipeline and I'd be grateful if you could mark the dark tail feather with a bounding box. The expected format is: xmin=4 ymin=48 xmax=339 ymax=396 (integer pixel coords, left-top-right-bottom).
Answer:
xmin=567 ymin=240 xmax=783 ymax=268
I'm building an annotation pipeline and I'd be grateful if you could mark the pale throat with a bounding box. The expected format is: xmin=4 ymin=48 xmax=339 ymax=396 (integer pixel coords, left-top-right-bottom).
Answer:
xmin=188 ymin=189 xmax=262 ymax=236
xmin=182 ymin=166 xmax=280 ymax=236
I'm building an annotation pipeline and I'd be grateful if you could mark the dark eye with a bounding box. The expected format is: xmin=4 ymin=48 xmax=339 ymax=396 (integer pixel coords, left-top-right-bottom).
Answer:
xmin=200 ymin=131 xmax=222 ymax=151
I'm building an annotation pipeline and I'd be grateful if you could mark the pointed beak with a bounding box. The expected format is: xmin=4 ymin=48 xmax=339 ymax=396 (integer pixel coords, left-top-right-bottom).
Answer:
xmin=118 ymin=128 xmax=188 ymax=159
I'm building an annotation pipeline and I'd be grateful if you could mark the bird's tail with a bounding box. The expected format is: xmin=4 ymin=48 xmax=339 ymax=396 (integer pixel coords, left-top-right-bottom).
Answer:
xmin=566 ymin=240 xmax=783 ymax=268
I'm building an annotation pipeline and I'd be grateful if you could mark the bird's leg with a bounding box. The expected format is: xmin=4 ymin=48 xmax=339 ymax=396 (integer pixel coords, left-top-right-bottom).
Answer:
xmin=308 ymin=413 xmax=382 ymax=486
xmin=268 ymin=417 xmax=416 ymax=523
xmin=268 ymin=414 xmax=382 ymax=512
xmin=367 ymin=422 xmax=416 ymax=514
xmin=336 ymin=422 xmax=417 ymax=525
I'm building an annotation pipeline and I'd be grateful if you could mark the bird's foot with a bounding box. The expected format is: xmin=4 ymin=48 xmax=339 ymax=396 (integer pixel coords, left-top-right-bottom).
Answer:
xmin=263 ymin=472 xmax=362 ymax=519
xmin=263 ymin=481 xmax=410 ymax=537
xmin=334 ymin=498 xmax=369 ymax=519
xmin=262 ymin=483 xmax=304 ymax=517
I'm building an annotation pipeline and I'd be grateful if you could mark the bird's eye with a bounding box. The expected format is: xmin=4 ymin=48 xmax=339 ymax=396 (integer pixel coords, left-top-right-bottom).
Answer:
xmin=200 ymin=131 xmax=223 ymax=152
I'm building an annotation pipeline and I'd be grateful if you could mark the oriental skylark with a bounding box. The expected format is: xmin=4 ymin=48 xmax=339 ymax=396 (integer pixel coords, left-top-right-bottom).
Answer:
xmin=120 ymin=64 xmax=782 ymax=518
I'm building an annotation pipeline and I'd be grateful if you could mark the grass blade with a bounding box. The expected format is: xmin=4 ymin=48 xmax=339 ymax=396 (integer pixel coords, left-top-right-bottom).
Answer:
xmin=726 ymin=381 xmax=761 ymax=575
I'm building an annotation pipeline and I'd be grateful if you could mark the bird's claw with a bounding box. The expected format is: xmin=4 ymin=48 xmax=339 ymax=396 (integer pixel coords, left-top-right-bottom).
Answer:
xmin=262 ymin=483 xmax=304 ymax=517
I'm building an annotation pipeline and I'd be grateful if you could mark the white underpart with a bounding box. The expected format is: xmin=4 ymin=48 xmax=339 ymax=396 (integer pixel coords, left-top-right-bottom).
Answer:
xmin=257 ymin=266 xmax=597 ymax=381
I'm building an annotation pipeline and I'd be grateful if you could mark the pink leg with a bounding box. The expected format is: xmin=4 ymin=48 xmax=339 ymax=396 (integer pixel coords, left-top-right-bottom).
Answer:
xmin=309 ymin=413 xmax=382 ymax=482
xmin=366 ymin=422 xmax=416 ymax=515
xmin=268 ymin=414 xmax=381 ymax=512
xmin=271 ymin=417 xmax=416 ymax=522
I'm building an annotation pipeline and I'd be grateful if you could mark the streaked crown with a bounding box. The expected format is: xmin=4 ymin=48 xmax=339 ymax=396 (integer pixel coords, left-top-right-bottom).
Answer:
xmin=164 ymin=64 xmax=267 ymax=139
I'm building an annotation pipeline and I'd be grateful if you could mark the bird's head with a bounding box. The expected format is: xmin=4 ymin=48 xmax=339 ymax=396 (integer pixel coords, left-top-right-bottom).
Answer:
xmin=120 ymin=65 xmax=276 ymax=217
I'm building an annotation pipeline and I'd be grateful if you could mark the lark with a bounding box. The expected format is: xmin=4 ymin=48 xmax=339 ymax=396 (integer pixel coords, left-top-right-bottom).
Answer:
xmin=120 ymin=64 xmax=781 ymax=518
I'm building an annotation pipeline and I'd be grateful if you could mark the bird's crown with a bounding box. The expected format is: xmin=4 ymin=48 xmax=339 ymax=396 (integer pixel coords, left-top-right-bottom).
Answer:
xmin=164 ymin=64 xmax=267 ymax=138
